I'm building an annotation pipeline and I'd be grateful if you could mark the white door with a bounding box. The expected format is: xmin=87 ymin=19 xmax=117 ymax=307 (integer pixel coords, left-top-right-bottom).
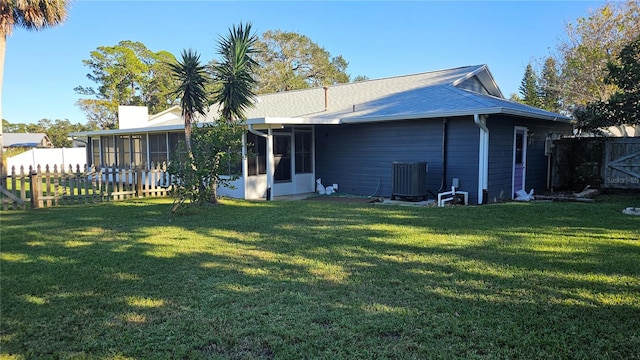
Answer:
xmin=513 ymin=127 xmax=528 ymax=197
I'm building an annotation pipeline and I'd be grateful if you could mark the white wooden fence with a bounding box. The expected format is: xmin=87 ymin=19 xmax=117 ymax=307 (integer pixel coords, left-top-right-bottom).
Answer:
xmin=0 ymin=163 xmax=171 ymax=210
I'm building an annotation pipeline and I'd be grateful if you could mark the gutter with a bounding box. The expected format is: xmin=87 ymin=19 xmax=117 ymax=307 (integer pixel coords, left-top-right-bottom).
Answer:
xmin=342 ymin=107 xmax=572 ymax=124
xmin=474 ymin=114 xmax=489 ymax=204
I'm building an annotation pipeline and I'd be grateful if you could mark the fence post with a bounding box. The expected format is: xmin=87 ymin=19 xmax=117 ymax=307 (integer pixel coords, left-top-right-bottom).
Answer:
xmin=136 ymin=165 xmax=143 ymax=197
xmin=30 ymin=170 xmax=41 ymax=209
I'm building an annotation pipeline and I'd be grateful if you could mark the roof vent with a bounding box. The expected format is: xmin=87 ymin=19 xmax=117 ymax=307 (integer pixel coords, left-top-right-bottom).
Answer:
xmin=323 ymin=86 xmax=329 ymax=111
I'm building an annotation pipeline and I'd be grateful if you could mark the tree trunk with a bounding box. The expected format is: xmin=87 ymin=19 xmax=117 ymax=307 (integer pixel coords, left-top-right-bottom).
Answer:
xmin=1 ymin=33 xmax=7 ymax=179
xmin=210 ymin=179 xmax=218 ymax=204
xmin=210 ymin=155 xmax=219 ymax=204
xmin=184 ymin=112 xmax=192 ymax=154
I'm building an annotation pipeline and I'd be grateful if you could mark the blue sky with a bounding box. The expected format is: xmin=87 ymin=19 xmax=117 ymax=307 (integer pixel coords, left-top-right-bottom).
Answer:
xmin=3 ymin=0 xmax=605 ymax=125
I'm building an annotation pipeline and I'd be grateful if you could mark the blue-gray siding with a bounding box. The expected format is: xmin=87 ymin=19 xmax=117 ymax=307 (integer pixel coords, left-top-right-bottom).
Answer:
xmin=443 ymin=117 xmax=480 ymax=202
xmin=314 ymin=117 xmax=481 ymax=202
xmin=486 ymin=115 xmax=573 ymax=201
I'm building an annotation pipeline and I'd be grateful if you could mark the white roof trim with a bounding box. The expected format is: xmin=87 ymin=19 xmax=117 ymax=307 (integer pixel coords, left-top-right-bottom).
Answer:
xmin=70 ymin=124 xmax=184 ymax=137
xmin=149 ymin=105 xmax=182 ymax=120
xmin=246 ymin=117 xmax=341 ymax=125
xmin=342 ymin=107 xmax=573 ymax=124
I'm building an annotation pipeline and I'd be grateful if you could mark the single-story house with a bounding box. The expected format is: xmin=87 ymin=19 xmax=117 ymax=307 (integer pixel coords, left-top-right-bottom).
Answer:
xmin=3 ymin=133 xmax=54 ymax=150
xmin=70 ymin=65 xmax=573 ymax=204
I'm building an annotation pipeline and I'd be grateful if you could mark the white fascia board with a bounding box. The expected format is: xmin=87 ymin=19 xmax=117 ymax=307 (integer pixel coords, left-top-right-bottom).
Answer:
xmin=69 ymin=124 xmax=184 ymax=137
xmin=246 ymin=117 xmax=341 ymax=126
xmin=341 ymin=108 xmax=499 ymax=123
xmin=341 ymin=107 xmax=573 ymax=124
xmin=501 ymin=108 xmax=573 ymax=123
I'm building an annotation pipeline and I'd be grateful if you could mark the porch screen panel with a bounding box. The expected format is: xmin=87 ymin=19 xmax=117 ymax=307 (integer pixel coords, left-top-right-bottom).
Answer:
xmin=118 ymin=135 xmax=131 ymax=168
xmin=149 ymin=133 xmax=168 ymax=165
xmin=91 ymin=138 xmax=100 ymax=167
xmin=247 ymin=132 xmax=267 ymax=176
xmin=101 ymin=136 xmax=116 ymax=166
xmin=131 ymin=135 xmax=146 ymax=168
xmin=274 ymin=134 xmax=291 ymax=182
xmin=168 ymin=133 xmax=186 ymax=160
xmin=295 ymin=131 xmax=312 ymax=173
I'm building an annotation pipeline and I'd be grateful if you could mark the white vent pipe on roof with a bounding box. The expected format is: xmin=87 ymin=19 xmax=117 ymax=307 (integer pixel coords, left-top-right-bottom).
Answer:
xmin=323 ymin=86 xmax=329 ymax=111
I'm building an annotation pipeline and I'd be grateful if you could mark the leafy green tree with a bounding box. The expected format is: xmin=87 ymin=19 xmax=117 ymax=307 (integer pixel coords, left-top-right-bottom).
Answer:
xmin=539 ymin=57 xmax=561 ymax=112
xmin=212 ymin=22 xmax=259 ymax=122
xmin=3 ymin=118 xmax=98 ymax=147
xmin=518 ymin=63 xmax=541 ymax=107
xmin=352 ymin=75 xmax=370 ymax=82
xmin=167 ymin=121 xmax=244 ymax=211
xmin=0 ymin=0 xmax=70 ymax=174
xmin=169 ymin=49 xmax=209 ymax=154
xmin=254 ymin=30 xmax=350 ymax=93
xmin=45 ymin=118 xmax=98 ymax=147
xmin=557 ymin=0 xmax=640 ymax=108
xmin=75 ymin=40 xmax=178 ymax=129
xmin=75 ymin=98 xmax=118 ymax=130
xmin=509 ymin=93 xmax=521 ymax=102
xmin=574 ymin=36 xmax=640 ymax=134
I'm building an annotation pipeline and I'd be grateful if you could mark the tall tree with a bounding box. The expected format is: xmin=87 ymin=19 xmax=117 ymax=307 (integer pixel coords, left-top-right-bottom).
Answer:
xmin=0 ymin=0 xmax=70 ymax=173
xmin=539 ymin=57 xmax=561 ymax=112
xmin=168 ymin=23 xmax=260 ymax=209
xmin=253 ymin=30 xmax=350 ymax=93
xmin=518 ymin=63 xmax=541 ymax=107
xmin=75 ymin=40 xmax=178 ymax=129
xmin=212 ymin=22 xmax=259 ymax=122
xmin=605 ymin=36 xmax=640 ymax=123
xmin=574 ymin=36 xmax=640 ymax=134
xmin=557 ymin=0 xmax=640 ymax=108
xmin=168 ymin=48 xmax=209 ymax=154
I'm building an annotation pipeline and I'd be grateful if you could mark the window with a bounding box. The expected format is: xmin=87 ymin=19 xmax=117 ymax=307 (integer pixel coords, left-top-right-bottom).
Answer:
xmin=295 ymin=131 xmax=312 ymax=173
xmin=247 ymin=132 xmax=267 ymax=176
xmin=149 ymin=133 xmax=167 ymax=165
xmin=515 ymin=133 xmax=524 ymax=165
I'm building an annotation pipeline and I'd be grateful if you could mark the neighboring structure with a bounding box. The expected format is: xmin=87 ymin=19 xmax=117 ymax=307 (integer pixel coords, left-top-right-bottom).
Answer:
xmin=3 ymin=133 xmax=54 ymax=149
xmin=71 ymin=65 xmax=574 ymax=204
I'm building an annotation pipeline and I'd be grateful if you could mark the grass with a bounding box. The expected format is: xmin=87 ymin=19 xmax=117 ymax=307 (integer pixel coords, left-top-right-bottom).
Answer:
xmin=1 ymin=195 xmax=639 ymax=359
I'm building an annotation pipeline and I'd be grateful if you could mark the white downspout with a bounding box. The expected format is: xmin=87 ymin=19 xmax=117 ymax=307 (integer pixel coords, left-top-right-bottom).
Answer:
xmin=474 ymin=114 xmax=489 ymax=204
xmin=247 ymin=124 xmax=273 ymax=200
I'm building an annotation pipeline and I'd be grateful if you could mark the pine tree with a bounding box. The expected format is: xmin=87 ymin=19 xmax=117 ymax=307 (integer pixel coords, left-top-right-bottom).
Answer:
xmin=518 ymin=64 xmax=541 ymax=107
xmin=539 ymin=57 xmax=561 ymax=112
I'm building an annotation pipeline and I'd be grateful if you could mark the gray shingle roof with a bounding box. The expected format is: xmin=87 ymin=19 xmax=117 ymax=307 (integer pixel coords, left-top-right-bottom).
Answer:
xmin=72 ymin=64 xmax=571 ymax=137
xmin=203 ymin=64 xmax=570 ymax=124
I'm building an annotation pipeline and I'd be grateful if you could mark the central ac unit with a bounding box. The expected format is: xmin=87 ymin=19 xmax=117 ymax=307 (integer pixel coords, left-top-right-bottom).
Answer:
xmin=391 ymin=162 xmax=428 ymax=201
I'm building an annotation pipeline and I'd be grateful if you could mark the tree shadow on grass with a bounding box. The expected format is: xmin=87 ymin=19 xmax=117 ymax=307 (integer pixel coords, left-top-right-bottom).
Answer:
xmin=1 ymin=197 xmax=639 ymax=358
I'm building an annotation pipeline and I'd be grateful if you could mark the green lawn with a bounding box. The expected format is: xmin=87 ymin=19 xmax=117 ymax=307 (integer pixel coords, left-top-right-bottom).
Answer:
xmin=1 ymin=195 xmax=639 ymax=359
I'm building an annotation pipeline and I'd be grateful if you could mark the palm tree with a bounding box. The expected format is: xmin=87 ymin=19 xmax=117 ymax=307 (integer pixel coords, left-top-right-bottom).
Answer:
xmin=1 ymin=0 xmax=70 ymax=176
xmin=212 ymin=22 xmax=259 ymax=123
xmin=168 ymin=49 xmax=209 ymax=154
